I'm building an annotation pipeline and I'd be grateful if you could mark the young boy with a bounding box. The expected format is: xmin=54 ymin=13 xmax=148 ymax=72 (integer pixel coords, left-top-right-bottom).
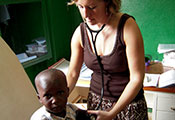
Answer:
xmin=30 ymin=69 xmax=90 ymax=120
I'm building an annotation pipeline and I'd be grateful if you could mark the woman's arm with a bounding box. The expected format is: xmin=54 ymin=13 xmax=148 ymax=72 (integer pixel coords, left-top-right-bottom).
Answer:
xmin=88 ymin=17 xmax=145 ymax=120
xmin=67 ymin=26 xmax=84 ymax=94
xmin=109 ymin=17 xmax=145 ymax=117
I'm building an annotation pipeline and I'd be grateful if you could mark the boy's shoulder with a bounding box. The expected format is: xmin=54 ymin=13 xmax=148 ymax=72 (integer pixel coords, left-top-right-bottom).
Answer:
xmin=65 ymin=103 xmax=79 ymax=119
xmin=67 ymin=103 xmax=91 ymax=120
xmin=30 ymin=103 xmax=91 ymax=120
xmin=67 ymin=102 xmax=79 ymax=111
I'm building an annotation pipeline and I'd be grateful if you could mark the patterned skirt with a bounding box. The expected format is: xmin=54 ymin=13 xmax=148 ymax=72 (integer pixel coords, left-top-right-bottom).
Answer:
xmin=87 ymin=91 xmax=148 ymax=120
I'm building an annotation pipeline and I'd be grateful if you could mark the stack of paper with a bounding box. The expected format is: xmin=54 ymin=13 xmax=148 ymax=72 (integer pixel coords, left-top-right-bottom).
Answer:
xmin=159 ymin=69 xmax=175 ymax=88
xmin=48 ymin=58 xmax=70 ymax=75
xmin=48 ymin=58 xmax=92 ymax=87
xmin=157 ymin=44 xmax=175 ymax=68
xmin=162 ymin=52 xmax=175 ymax=68
xmin=79 ymin=63 xmax=93 ymax=80
xmin=143 ymin=73 xmax=160 ymax=87
xmin=144 ymin=70 xmax=175 ymax=88
xmin=157 ymin=44 xmax=175 ymax=54
xmin=16 ymin=53 xmax=37 ymax=63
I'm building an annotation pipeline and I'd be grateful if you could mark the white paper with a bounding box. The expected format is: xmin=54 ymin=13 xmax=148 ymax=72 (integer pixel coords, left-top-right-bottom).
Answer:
xmin=51 ymin=60 xmax=92 ymax=81
xmin=16 ymin=53 xmax=37 ymax=63
xmin=159 ymin=69 xmax=175 ymax=88
xmin=162 ymin=52 xmax=175 ymax=68
xmin=143 ymin=73 xmax=160 ymax=87
xmin=158 ymin=44 xmax=175 ymax=54
xmin=53 ymin=59 xmax=70 ymax=75
xmin=79 ymin=63 xmax=93 ymax=80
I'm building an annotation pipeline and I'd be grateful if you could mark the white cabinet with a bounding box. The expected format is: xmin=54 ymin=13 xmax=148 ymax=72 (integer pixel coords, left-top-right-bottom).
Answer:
xmin=144 ymin=91 xmax=175 ymax=120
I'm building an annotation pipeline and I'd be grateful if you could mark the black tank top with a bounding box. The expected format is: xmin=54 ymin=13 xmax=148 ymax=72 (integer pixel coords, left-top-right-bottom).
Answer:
xmin=80 ymin=14 xmax=143 ymax=101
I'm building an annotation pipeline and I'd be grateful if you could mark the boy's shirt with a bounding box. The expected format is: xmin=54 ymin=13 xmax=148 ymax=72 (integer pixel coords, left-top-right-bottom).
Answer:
xmin=30 ymin=103 xmax=78 ymax=120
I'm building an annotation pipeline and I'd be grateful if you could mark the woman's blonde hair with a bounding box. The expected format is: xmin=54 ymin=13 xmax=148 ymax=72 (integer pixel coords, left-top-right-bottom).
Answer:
xmin=68 ymin=0 xmax=121 ymax=13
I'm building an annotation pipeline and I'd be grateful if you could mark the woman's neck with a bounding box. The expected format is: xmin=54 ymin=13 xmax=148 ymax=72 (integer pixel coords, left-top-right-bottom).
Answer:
xmin=86 ymin=13 xmax=113 ymax=32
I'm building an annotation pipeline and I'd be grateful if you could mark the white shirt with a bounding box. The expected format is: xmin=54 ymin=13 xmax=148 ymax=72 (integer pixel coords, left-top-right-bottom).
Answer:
xmin=30 ymin=103 xmax=78 ymax=120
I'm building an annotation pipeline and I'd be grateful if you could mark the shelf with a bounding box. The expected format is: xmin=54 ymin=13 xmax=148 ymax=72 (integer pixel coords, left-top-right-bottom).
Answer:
xmin=22 ymin=53 xmax=51 ymax=68
xmin=143 ymin=87 xmax=175 ymax=93
xmin=0 ymin=0 xmax=52 ymax=68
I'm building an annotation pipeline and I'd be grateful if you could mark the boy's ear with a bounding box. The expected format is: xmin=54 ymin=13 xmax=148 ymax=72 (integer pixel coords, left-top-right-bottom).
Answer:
xmin=37 ymin=94 xmax=42 ymax=103
xmin=67 ymin=87 xmax=69 ymax=93
xmin=66 ymin=87 xmax=69 ymax=97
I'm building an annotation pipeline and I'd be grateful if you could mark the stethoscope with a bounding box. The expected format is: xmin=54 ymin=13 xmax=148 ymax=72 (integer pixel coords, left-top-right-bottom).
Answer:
xmin=85 ymin=22 xmax=106 ymax=110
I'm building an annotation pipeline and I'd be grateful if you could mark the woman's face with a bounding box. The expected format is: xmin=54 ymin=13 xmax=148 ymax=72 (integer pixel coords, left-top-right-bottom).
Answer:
xmin=76 ymin=0 xmax=107 ymax=26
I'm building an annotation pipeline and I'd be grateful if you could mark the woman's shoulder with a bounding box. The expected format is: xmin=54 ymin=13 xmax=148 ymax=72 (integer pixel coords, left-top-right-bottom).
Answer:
xmin=71 ymin=24 xmax=81 ymax=41
xmin=122 ymin=13 xmax=143 ymax=45
xmin=121 ymin=13 xmax=137 ymax=26
xmin=118 ymin=13 xmax=136 ymax=26
xmin=71 ymin=23 xmax=84 ymax=47
xmin=73 ymin=24 xmax=81 ymax=35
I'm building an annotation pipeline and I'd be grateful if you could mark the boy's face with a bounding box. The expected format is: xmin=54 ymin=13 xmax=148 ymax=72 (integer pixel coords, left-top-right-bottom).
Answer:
xmin=37 ymin=74 xmax=69 ymax=116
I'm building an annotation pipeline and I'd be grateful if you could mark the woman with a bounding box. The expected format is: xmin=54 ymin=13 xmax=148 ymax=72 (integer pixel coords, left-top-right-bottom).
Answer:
xmin=67 ymin=0 xmax=148 ymax=120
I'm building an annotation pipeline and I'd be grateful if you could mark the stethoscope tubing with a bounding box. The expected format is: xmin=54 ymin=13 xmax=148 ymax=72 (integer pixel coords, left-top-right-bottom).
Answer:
xmin=85 ymin=22 xmax=106 ymax=110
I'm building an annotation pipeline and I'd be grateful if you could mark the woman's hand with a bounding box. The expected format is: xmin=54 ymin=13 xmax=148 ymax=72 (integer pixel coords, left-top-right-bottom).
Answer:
xmin=87 ymin=110 xmax=114 ymax=120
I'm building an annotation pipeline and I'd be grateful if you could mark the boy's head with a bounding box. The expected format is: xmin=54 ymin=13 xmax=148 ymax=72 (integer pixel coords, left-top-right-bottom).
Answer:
xmin=35 ymin=69 xmax=69 ymax=116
